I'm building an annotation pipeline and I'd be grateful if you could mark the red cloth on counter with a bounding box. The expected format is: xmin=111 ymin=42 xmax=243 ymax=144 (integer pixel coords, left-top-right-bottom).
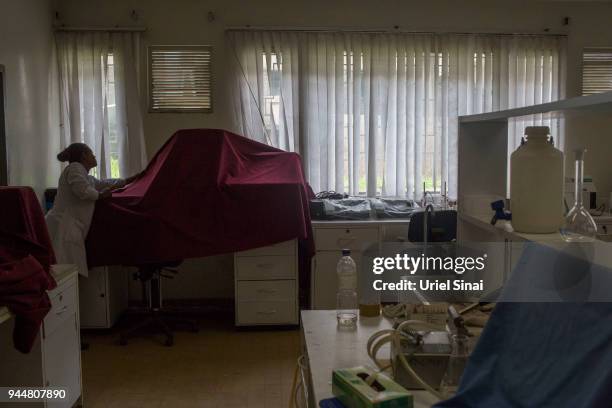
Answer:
xmin=86 ymin=129 xmax=314 ymax=301
xmin=0 ymin=187 xmax=57 ymax=353
xmin=0 ymin=252 xmax=53 ymax=353
xmin=0 ymin=187 xmax=57 ymax=272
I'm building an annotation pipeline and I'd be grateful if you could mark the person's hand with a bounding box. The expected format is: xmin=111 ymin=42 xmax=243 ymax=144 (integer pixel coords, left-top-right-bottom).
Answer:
xmin=99 ymin=189 xmax=112 ymax=199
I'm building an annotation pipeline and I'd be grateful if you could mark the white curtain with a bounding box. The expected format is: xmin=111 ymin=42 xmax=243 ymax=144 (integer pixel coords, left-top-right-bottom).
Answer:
xmin=229 ymin=31 xmax=566 ymax=199
xmin=56 ymin=31 xmax=147 ymax=178
xmin=229 ymin=31 xmax=299 ymax=152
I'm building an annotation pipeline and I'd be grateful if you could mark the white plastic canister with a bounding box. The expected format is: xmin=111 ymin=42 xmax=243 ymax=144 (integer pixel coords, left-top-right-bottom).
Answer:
xmin=510 ymin=126 xmax=564 ymax=233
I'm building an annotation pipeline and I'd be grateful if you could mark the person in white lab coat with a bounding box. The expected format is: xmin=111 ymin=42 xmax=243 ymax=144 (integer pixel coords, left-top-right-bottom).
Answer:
xmin=46 ymin=143 xmax=141 ymax=277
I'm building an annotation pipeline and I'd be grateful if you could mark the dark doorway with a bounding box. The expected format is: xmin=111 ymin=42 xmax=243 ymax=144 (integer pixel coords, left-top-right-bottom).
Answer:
xmin=0 ymin=65 xmax=6 ymax=185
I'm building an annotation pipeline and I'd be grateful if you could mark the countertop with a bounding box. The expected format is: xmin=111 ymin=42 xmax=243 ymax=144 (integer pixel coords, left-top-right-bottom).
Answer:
xmin=301 ymin=310 xmax=439 ymax=408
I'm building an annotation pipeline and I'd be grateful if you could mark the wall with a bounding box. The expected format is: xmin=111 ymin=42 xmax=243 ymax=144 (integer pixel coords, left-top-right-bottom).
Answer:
xmin=55 ymin=0 xmax=612 ymax=299
xmin=565 ymin=111 xmax=612 ymax=208
xmin=0 ymin=0 xmax=61 ymax=195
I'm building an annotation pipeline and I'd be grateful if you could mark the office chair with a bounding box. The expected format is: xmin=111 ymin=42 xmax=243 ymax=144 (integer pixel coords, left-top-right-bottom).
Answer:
xmin=119 ymin=261 xmax=198 ymax=347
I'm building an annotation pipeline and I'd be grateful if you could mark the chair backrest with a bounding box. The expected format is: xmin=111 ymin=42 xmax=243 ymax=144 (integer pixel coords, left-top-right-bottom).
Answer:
xmin=408 ymin=209 xmax=457 ymax=242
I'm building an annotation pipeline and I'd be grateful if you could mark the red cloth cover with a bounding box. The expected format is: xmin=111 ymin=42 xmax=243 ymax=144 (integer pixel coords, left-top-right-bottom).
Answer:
xmin=86 ymin=129 xmax=314 ymax=299
xmin=0 ymin=187 xmax=57 ymax=353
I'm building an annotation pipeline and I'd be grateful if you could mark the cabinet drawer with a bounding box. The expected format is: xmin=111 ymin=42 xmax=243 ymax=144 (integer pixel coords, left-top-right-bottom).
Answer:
xmin=236 ymin=280 xmax=296 ymax=302
xmin=236 ymin=300 xmax=297 ymax=325
xmin=44 ymin=283 xmax=77 ymax=338
xmin=237 ymin=240 xmax=296 ymax=257
xmin=315 ymin=227 xmax=378 ymax=251
xmin=235 ymin=256 xmax=296 ymax=280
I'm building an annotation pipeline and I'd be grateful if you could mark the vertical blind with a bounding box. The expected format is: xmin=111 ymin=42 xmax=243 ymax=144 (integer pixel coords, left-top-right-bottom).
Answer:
xmin=229 ymin=31 xmax=566 ymax=199
xmin=149 ymin=45 xmax=213 ymax=112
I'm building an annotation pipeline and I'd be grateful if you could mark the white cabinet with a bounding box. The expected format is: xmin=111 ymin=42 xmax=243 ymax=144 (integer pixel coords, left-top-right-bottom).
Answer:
xmin=0 ymin=265 xmax=82 ymax=408
xmin=79 ymin=266 xmax=128 ymax=329
xmin=234 ymin=240 xmax=299 ymax=326
xmin=456 ymin=93 xmax=612 ymax=288
xmin=312 ymin=222 xmax=411 ymax=310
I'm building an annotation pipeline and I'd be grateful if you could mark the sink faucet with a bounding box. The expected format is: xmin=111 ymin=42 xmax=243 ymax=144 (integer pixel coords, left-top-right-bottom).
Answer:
xmin=423 ymin=204 xmax=435 ymax=243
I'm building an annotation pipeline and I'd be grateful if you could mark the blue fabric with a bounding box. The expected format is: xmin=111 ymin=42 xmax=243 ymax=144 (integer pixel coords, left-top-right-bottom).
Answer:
xmin=319 ymin=398 xmax=346 ymax=408
xmin=434 ymin=243 xmax=612 ymax=408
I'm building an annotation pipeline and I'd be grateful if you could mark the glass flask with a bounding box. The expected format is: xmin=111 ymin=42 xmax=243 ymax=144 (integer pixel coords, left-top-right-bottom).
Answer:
xmin=560 ymin=149 xmax=597 ymax=242
xmin=439 ymin=334 xmax=470 ymax=398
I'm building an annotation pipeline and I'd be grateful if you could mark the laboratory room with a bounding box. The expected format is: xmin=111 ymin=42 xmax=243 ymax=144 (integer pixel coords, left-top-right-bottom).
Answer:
xmin=3 ymin=1 xmax=612 ymax=408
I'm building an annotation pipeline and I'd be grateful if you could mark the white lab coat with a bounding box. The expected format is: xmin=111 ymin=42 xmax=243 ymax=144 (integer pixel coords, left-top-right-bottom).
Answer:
xmin=46 ymin=162 xmax=125 ymax=277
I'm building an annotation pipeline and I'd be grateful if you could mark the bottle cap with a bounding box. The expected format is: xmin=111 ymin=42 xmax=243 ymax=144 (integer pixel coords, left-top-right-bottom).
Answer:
xmin=342 ymin=249 xmax=351 ymax=256
xmin=524 ymin=126 xmax=550 ymax=139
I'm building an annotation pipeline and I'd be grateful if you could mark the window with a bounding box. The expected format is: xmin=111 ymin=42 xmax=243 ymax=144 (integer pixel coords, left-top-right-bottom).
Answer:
xmin=87 ymin=54 xmax=121 ymax=179
xmin=149 ymin=45 xmax=212 ymax=112
xmin=232 ymin=32 xmax=565 ymax=198
xmin=106 ymin=54 xmax=120 ymax=178
xmin=56 ymin=31 xmax=147 ymax=180
xmin=82 ymin=53 xmax=121 ymax=179
xmin=262 ymin=53 xmax=282 ymax=135
xmin=582 ymin=48 xmax=612 ymax=95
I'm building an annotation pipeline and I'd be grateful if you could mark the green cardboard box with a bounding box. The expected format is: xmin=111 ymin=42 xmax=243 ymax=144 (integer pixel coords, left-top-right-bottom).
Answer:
xmin=332 ymin=366 xmax=413 ymax=408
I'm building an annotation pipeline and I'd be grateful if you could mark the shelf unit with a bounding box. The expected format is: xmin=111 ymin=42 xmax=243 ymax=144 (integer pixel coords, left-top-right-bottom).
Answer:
xmin=457 ymin=92 xmax=612 ymax=289
xmin=458 ymin=91 xmax=612 ymax=222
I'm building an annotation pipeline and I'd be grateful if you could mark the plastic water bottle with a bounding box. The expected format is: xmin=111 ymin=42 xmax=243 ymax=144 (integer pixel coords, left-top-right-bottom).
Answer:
xmin=336 ymin=249 xmax=358 ymax=328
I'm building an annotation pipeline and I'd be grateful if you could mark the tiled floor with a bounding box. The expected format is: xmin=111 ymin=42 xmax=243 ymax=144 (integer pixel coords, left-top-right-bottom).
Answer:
xmin=81 ymin=314 xmax=300 ymax=408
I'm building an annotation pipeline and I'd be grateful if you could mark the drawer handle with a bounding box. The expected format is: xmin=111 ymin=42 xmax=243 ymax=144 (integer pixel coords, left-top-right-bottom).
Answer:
xmin=256 ymin=263 xmax=275 ymax=269
xmin=256 ymin=310 xmax=277 ymax=315
xmin=257 ymin=289 xmax=277 ymax=294
xmin=55 ymin=306 xmax=68 ymax=315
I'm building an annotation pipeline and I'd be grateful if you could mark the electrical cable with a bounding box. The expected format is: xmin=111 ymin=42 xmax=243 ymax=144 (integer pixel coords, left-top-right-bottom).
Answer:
xmin=382 ymin=303 xmax=410 ymax=319
xmin=291 ymin=354 xmax=309 ymax=408
xmin=367 ymin=320 xmax=445 ymax=399
xmin=592 ymin=203 xmax=607 ymax=217
xmin=289 ymin=360 xmax=299 ymax=408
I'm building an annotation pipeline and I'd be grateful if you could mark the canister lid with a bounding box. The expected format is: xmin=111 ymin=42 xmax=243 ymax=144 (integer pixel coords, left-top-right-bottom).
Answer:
xmin=524 ymin=126 xmax=550 ymax=138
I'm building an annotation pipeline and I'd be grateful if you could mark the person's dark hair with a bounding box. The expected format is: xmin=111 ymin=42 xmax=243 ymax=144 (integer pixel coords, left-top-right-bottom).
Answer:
xmin=57 ymin=143 xmax=90 ymax=163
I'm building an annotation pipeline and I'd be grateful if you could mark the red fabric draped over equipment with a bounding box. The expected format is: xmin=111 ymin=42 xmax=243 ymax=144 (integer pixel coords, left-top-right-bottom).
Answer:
xmin=86 ymin=129 xmax=314 ymax=302
xmin=0 ymin=187 xmax=57 ymax=353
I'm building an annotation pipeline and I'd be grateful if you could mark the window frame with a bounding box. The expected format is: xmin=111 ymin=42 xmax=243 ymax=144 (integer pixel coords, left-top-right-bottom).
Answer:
xmin=147 ymin=45 xmax=213 ymax=113
xmin=582 ymin=47 xmax=612 ymax=96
